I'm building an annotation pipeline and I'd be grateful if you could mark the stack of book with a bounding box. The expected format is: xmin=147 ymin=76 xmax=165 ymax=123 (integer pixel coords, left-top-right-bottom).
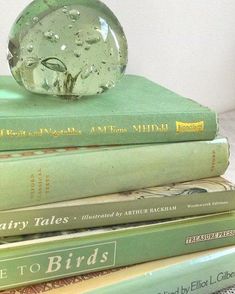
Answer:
xmin=0 ymin=75 xmax=234 ymax=293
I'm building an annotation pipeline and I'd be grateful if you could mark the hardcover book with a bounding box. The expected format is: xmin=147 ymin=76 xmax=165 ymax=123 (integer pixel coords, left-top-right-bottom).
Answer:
xmin=1 ymin=246 xmax=235 ymax=294
xmin=0 ymin=138 xmax=229 ymax=210
xmin=0 ymin=212 xmax=233 ymax=290
xmin=0 ymin=177 xmax=234 ymax=237
xmin=0 ymin=75 xmax=217 ymax=151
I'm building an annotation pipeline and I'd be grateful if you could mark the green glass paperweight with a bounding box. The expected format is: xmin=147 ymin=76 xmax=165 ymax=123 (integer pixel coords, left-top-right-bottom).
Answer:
xmin=8 ymin=0 xmax=128 ymax=98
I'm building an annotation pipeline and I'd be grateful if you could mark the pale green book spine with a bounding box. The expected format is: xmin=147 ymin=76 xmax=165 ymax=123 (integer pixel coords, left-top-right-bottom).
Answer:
xmin=0 ymin=177 xmax=234 ymax=236
xmin=2 ymin=248 xmax=234 ymax=293
xmin=0 ymin=138 xmax=229 ymax=210
xmin=0 ymin=212 xmax=234 ymax=290
xmin=0 ymin=75 xmax=218 ymax=151
xmin=0 ymin=111 xmax=217 ymax=151
xmin=90 ymin=246 xmax=235 ymax=294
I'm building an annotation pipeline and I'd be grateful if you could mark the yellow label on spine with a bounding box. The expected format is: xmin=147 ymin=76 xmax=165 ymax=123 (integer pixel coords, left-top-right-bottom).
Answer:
xmin=176 ymin=121 xmax=205 ymax=133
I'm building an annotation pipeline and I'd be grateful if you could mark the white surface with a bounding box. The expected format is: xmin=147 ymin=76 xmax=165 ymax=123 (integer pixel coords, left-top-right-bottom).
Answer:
xmin=1 ymin=0 xmax=235 ymax=112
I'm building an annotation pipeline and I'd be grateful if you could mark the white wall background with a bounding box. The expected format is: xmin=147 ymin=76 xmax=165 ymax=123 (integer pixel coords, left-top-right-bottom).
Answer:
xmin=1 ymin=0 xmax=235 ymax=112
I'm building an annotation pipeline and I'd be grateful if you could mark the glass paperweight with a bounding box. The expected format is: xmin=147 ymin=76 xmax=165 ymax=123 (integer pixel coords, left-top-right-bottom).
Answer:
xmin=8 ymin=0 xmax=128 ymax=98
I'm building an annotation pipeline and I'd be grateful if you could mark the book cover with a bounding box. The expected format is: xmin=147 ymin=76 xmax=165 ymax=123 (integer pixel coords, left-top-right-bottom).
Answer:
xmin=40 ymin=246 xmax=235 ymax=294
xmin=0 ymin=177 xmax=234 ymax=237
xmin=0 ymin=212 xmax=233 ymax=290
xmin=1 ymin=247 xmax=235 ymax=294
xmin=0 ymin=75 xmax=217 ymax=151
xmin=0 ymin=138 xmax=229 ymax=210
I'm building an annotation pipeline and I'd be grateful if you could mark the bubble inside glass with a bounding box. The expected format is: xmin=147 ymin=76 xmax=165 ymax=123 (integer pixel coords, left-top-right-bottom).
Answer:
xmin=8 ymin=0 xmax=128 ymax=97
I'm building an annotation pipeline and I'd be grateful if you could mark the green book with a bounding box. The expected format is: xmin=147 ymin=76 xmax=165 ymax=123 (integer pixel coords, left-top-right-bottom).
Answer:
xmin=0 ymin=177 xmax=234 ymax=237
xmin=0 ymin=212 xmax=234 ymax=290
xmin=0 ymin=138 xmax=229 ymax=210
xmin=1 ymin=247 xmax=235 ymax=294
xmin=0 ymin=75 xmax=217 ymax=151
xmin=45 ymin=246 xmax=235 ymax=294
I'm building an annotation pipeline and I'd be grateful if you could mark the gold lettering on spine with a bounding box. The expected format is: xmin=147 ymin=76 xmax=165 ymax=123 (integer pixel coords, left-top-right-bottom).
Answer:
xmin=30 ymin=169 xmax=51 ymax=201
xmin=38 ymin=169 xmax=43 ymax=197
xmin=0 ymin=128 xmax=82 ymax=138
xmin=211 ymin=150 xmax=216 ymax=173
xmin=90 ymin=126 xmax=128 ymax=134
xmin=45 ymin=175 xmax=50 ymax=194
xmin=176 ymin=121 xmax=205 ymax=133
xmin=30 ymin=174 xmax=35 ymax=198
xmin=0 ymin=124 xmax=170 ymax=138
xmin=132 ymin=124 xmax=168 ymax=133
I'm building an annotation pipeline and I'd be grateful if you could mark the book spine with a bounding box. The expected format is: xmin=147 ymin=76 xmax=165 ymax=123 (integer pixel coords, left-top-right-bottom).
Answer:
xmin=0 ymin=213 xmax=234 ymax=290
xmin=0 ymin=138 xmax=229 ymax=210
xmin=1 ymin=190 xmax=235 ymax=237
xmin=0 ymin=111 xmax=217 ymax=151
xmin=91 ymin=247 xmax=235 ymax=294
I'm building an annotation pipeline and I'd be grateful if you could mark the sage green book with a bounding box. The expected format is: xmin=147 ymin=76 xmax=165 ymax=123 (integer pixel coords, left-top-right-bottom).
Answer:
xmin=0 ymin=212 xmax=234 ymax=290
xmin=0 ymin=138 xmax=229 ymax=210
xmin=45 ymin=246 xmax=235 ymax=294
xmin=0 ymin=177 xmax=234 ymax=237
xmin=2 ymin=247 xmax=235 ymax=294
xmin=0 ymin=75 xmax=217 ymax=151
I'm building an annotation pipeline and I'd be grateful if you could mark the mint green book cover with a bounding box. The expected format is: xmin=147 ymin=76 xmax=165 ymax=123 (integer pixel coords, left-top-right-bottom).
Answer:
xmin=1 ymin=247 xmax=235 ymax=294
xmin=0 ymin=212 xmax=234 ymax=290
xmin=0 ymin=137 xmax=229 ymax=210
xmin=0 ymin=177 xmax=234 ymax=237
xmin=88 ymin=246 xmax=235 ymax=294
xmin=0 ymin=75 xmax=217 ymax=151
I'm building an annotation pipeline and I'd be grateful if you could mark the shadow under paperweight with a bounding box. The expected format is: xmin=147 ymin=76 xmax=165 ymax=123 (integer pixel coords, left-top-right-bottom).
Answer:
xmin=8 ymin=0 xmax=128 ymax=98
